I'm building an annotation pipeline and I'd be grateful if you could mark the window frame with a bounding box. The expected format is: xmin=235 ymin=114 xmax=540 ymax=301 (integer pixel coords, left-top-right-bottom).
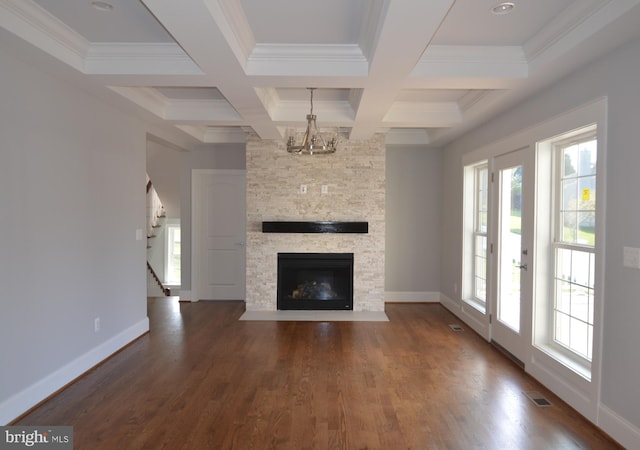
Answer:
xmin=533 ymin=124 xmax=600 ymax=381
xmin=549 ymin=131 xmax=598 ymax=368
xmin=462 ymin=161 xmax=489 ymax=313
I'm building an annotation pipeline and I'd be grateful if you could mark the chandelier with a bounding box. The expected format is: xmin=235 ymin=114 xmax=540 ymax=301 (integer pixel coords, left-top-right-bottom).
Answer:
xmin=287 ymin=88 xmax=337 ymax=155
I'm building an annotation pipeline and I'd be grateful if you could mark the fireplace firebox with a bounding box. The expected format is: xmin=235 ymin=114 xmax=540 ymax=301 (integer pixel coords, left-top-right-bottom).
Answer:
xmin=277 ymin=253 xmax=354 ymax=310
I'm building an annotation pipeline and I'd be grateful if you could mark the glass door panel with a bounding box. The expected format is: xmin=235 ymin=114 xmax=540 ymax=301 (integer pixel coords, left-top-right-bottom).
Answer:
xmin=498 ymin=166 xmax=522 ymax=332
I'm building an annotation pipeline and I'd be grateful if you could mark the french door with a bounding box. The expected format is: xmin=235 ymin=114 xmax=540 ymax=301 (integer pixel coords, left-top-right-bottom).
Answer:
xmin=490 ymin=148 xmax=533 ymax=364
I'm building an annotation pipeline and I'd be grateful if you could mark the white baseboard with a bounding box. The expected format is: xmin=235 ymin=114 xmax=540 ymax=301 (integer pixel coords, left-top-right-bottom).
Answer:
xmin=385 ymin=291 xmax=440 ymax=303
xmin=0 ymin=317 xmax=149 ymax=425
xmin=598 ymin=403 xmax=640 ymax=449
xmin=180 ymin=290 xmax=192 ymax=302
xmin=439 ymin=292 xmax=459 ymax=312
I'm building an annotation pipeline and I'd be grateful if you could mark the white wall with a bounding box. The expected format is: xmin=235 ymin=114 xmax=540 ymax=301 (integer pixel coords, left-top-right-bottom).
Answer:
xmin=0 ymin=45 xmax=150 ymax=423
xmin=385 ymin=146 xmax=442 ymax=300
xmin=441 ymin=36 xmax=640 ymax=446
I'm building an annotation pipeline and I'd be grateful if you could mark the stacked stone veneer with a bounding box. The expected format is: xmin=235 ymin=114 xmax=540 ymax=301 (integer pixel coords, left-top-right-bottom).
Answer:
xmin=246 ymin=133 xmax=385 ymax=311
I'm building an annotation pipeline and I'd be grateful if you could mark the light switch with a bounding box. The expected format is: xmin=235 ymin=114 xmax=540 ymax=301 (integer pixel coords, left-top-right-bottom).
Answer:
xmin=300 ymin=184 xmax=307 ymax=194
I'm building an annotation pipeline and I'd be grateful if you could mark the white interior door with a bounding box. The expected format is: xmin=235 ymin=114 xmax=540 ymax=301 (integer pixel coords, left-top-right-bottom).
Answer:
xmin=491 ymin=148 xmax=533 ymax=364
xmin=192 ymin=170 xmax=246 ymax=301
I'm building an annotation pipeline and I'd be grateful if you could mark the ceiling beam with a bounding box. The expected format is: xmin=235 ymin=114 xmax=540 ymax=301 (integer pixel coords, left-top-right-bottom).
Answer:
xmin=348 ymin=0 xmax=455 ymax=140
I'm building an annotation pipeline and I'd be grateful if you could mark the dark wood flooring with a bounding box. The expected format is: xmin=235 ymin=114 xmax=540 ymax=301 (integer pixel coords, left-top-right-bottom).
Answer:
xmin=16 ymin=299 xmax=621 ymax=449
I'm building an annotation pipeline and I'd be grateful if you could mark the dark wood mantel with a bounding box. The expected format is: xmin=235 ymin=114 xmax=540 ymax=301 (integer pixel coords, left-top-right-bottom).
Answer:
xmin=262 ymin=221 xmax=368 ymax=234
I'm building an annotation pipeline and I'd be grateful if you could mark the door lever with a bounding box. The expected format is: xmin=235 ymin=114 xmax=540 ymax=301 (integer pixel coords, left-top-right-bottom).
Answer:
xmin=516 ymin=263 xmax=528 ymax=271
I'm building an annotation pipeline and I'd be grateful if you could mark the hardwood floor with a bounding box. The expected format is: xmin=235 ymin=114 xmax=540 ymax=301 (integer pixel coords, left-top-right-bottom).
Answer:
xmin=16 ymin=300 xmax=621 ymax=449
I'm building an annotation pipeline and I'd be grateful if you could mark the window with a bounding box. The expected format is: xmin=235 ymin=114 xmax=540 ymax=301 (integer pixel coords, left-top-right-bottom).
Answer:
xmin=534 ymin=124 xmax=599 ymax=379
xmin=462 ymin=162 xmax=489 ymax=312
xmin=553 ymin=134 xmax=597 ymax=361
xmin=166 ymin=224 xmax=181 ymax=285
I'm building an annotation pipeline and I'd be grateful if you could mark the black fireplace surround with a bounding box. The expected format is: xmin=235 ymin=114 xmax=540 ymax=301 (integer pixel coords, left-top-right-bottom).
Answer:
xmin=277 ymin=253 xmax=354 ymax=310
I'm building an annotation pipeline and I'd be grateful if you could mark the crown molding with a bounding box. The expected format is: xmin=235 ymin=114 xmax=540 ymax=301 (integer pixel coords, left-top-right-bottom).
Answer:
xmin=525 ymin=0 xmax=640 ymax=72
xmin=413 ymin=45 xmax=528 ymax=79
xmin=357 ymin=0 xmax=388 ymax=60
xmin=203 ymin=0 xmax=255 ymax=66
xmin=457 ymin=90 xmax=494 ymax=113
xmin=252 ymin=87 xmax=280 ymax=119
xmin=165 ymin=98 xmax=243 ymax=122
xmin=273 ymin=99 xmax=355 ymax=124
xmin=85 ymin=43 xmax=202 ymax=75
xmin=108 ymin=86 xmax=167 ymax=118
xmin=202 ymin=126 xmax=247 ymax=143
xmin=383 ymin=101 xmax=461 ymax=127
xmin=246 ymin=44 xmax=368 ymax=77
xmin=0 ymin=0 xmax=88 ymax=71
xmin=385 ymin=128 xmax=431 ymax=146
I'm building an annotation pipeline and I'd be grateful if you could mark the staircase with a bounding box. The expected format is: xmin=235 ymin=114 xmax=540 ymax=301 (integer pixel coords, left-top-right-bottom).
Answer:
xmin=146 ymin=174 xmax=171 ymax=297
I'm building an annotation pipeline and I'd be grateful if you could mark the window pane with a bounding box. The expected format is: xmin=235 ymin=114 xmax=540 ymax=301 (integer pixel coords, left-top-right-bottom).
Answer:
xmin=563 ymin=145 xmax=578 ymax=176
xmin=578 ymin=177 xmax=596 ymax=210
xmin=577 ymin=140 xmax=597 ymax=176
xmin=556 ymin=280 xmax=571 ymax=314
xmin=562 ymin=179 xmax=578 ymax=210
xmin=555 ymin=312 xmax=571 ymax=347
xmin=562 ymin=212 xmax=577 ymax=243
xmin=572 ymin=250 xmax=590 ymax=287
xmin=556 ymin=248 xmax=572 ymax=281
xmin=570 ymin=318 xmax=589 ymax=358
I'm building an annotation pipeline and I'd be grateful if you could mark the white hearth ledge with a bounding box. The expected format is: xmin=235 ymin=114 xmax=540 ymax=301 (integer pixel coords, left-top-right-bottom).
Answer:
xmin=239 ymin=310 xmax=389 ymax=322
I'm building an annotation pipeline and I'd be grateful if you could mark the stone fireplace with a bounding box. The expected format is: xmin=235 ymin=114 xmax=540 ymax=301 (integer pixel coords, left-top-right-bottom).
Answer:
xmin=245 ymin=133 xmax=385 ymax=312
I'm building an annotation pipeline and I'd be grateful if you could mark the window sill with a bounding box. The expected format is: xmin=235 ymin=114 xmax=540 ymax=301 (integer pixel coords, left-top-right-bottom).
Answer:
xmin=535 ymin=343 xmax=592 ymax=381
xmin=462 ymin=298 xmax=486 ymax=314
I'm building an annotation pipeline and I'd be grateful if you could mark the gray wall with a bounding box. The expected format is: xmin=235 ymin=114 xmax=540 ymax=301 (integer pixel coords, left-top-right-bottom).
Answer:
xmin=0 ymin=44 xmax=149 ymax=422
xmin=442 ymin=36 xmax=640 ymax=437
xmin=385 ymin=146 xmax=442 ymax=293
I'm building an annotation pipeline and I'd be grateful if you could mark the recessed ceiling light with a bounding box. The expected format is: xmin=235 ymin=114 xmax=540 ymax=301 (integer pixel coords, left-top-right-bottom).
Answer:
xmin=91 ymin=1 xmax=114 ymax=12
xmin=491 ymin=2 xmax=515 ymax=15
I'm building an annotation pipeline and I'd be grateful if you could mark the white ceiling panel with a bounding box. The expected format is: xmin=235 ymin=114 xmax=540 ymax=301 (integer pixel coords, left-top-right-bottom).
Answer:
xmin=4 ymin=0 xmax=640 ymax=147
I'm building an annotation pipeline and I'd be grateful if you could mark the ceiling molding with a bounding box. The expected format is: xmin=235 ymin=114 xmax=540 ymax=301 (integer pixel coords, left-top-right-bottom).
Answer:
xmin=525 ymin=0 xmax=640 ymax=72
xmin=357 ymin=0 xmax=388 ymax=61
xmin=413 ymin=45 xmax=528 ymax=79
xmin=108 ymin=86 xmax=167 ymax=119
xmin=252 ymin=87 xmax=280 ymax=119
xmin=202 ymin=126 xmax=247 ymax=143
xmin=272 ymin=100 xmax=355 ymax=124
xmin=85 ymin=43 xmax=203 ymax=75
xmin=524 ymin=0 xmax=611 ymax=62
xmin=202 ymin=0 xmax=255 ymax=66
xmin=383 ymin=102 xmax=462 ymax=127
xmin=385 ymin=128 xmax=431 ymax=146
xmin=165 ymin=98 xmax=243 ymax=122
xmin=0 ymin=0 xmax=88 ymax=71
xmin=246 ymin=44 xmax=368 ymax=77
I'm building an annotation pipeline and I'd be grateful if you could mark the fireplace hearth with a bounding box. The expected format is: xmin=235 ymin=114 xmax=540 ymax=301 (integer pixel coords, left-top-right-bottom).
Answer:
xmin=277 ymin=253 xmax=354 ymax=310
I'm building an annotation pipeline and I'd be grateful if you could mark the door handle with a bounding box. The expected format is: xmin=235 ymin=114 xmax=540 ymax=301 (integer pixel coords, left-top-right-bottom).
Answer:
xmin=516 ymin=263 xmax=527 ymax=270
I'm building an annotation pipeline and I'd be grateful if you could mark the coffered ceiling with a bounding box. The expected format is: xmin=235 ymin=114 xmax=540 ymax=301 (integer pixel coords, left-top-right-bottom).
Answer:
xmin=2 ymin=0 xmax=640 ymax=147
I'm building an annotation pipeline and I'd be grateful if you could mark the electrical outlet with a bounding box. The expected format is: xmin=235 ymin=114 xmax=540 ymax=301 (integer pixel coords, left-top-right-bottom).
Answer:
xmin=94 ymin=317 xmax=100 ymax=333
xmin=321 ymin=185 xmax=329 ymax=194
